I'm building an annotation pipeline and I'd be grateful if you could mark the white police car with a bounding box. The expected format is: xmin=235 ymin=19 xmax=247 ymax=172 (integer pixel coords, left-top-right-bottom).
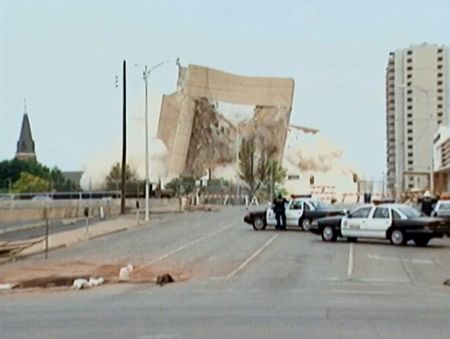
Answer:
xmin=310 ymin=203 xmax=450 ymax=246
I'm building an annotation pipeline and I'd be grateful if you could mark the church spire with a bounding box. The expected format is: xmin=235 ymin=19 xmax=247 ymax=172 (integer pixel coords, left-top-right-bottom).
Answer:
xmin=15 ymin=100 xmax=36 ymax=161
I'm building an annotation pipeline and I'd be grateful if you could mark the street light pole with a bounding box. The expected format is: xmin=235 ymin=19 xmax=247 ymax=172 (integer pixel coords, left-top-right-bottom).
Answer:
xmin=139 ymin=61 xmax=171 ymax=222
xmin=143 ymin=65 xmax=150 ymax=221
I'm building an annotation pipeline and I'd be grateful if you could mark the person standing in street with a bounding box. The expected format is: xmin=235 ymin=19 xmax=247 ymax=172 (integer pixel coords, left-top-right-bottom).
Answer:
xmin=273 ymin=194 xmax=288 ymax=230
xmin=419 ymin=191 xmax=435 ymax=216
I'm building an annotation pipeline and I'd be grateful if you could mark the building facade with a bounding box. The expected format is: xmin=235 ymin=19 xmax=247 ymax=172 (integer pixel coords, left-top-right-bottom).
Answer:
xmin=386 ymin=43 xmax=449 ymax=195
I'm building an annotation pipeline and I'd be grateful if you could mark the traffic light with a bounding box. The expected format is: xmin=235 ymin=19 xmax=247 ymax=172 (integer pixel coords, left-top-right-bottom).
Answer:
xmin=309 ymin=175 xmax=315 ymax=185
xmin=353 ymin=173 xmax=358 ymax=183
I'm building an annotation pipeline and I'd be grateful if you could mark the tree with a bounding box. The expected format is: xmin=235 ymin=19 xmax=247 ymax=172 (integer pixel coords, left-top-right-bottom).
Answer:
xmin=165 ymin=176 xmax=196 ymax=196
xmin=0 ymin=159 xmax=81 ymax=192
xmin=105 ymin=162 xmax=139 ymax=190
xmin=12 ymin=172 xmax=49 ymax=193
xmin=238 ymin=137 xmax=286 ymax=199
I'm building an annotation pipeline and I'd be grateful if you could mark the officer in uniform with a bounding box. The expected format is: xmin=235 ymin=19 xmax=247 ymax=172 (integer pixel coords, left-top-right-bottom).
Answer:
xmin=273 ymin=194 xmax=288 ymax=230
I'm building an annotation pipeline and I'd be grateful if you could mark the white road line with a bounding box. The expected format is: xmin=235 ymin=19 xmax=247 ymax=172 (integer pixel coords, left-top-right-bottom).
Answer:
xmin=330 ymin=289 xmax=395 ymax=296
xmin=367 ymin=254 xmax=434 ymax=264
xmin=347 ymin=242 xmax=354 ymax=279
xmin=137 ymin=224 xmax=233 ymax=269
xmin=225 ymin=234 xmax=278 ymax=279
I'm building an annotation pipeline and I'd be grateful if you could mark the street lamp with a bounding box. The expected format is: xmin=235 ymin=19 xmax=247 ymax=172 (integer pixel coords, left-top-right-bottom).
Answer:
xmin=136 ymin=61 xmax=171 ymax=221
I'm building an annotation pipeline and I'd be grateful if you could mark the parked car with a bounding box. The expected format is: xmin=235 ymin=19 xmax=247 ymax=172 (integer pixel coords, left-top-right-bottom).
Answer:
xmin=431 ymin=200 xmax=450 ymax=218
xmin=310 ymin=203 xmax=450 ymax=246
xmin=243 ymin=198 xmax=345 ymax=231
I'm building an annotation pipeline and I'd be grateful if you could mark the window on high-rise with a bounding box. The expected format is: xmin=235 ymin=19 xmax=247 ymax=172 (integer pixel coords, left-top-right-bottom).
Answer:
xmin=438 ymin=73 xmax=443 ymax=77
xmin=407 ymin=58 xmax=412 ymax=63
xmin=407 ymin=89 xmax=413 ymax=94
xmin=407 ymin=105 xmax=413 ymax=110
xmin=407 ymin=66 xmax=413 ymax=71
xmin=438 ymin=88 xmax=443 ymax=93
xmin=438 ymin=65 xmax=443 ymax=69
xmin=407 ymin=129 xmax=413 ymax=133
xmin=407 ymin=50 xmax=413 ymax=55
xmin=407 ymin=81 xmax=412 ymax=86
xmin=438 ymin=48 xmax=443 ymax=53
xmin=438 ymin=104 xmax=443 ymax=109
xmin=407 ymin=97 xmax=412 ymax=102
xmin=407 ymin=74 xmax=412 ymax=79
xmin=438 ymin=56 xmax=443 ymax=61
xmin=437 ymin=81 xmax=443 ymax=85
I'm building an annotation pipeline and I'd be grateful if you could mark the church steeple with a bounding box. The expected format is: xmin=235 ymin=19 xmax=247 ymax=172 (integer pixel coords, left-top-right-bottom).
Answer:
xmin=15 ymin=98 xmax=36 ymax=161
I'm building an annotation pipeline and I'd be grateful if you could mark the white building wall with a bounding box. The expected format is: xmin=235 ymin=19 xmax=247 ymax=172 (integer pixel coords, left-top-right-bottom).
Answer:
xmin=387 ymin=43 xmax=449 ymax=193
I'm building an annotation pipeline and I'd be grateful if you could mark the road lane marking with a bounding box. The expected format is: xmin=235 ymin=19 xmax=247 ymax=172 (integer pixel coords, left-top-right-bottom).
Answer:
xmin=137 ymin=224 xmax=233 ymax=270
xmin=347 ymin=242 xmax=354 ymax=279
xmin=330 ymin=289 xmax=395 ymax=296
xmin=399 ymin=255 xmax=415 ymax=285
xmin=225 ymin=234 xmax=278 ymax=279
xmin=368 ymin=254 xmax=434 ymax=264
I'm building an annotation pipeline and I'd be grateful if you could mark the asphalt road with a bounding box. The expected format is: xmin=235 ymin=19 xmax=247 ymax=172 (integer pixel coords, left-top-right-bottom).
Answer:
xmin=1 ymin=206 xmax=450 ymax=339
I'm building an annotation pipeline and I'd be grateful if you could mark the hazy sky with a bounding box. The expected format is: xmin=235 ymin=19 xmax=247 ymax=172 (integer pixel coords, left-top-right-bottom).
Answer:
xmin=1 ymin=0 xmax=449 ymax=180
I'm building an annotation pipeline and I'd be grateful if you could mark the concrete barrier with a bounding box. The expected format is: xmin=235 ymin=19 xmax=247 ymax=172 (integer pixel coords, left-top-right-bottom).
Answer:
xmin=0 ymin=198 xmax=182 ymax=223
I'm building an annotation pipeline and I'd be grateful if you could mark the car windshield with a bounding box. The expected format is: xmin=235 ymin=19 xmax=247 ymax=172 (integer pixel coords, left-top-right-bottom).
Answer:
xmin=438 ymin=202 xmax=450 ymax=210
xmin=397 ymin=206 xmax=422 ymax=219
xmin=310 ymin=200 xmax=330 ymax=209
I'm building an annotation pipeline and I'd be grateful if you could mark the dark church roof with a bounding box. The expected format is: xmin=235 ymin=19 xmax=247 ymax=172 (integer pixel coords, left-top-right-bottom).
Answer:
xmin=16 ymin=112 xmax=36 ymax=161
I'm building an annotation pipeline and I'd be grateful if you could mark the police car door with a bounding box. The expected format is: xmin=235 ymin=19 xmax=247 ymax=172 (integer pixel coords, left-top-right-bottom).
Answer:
xmin=369 ymin=207 xmax=392 ymax=238
xmin=266 ymin=203 xmax=276 ymax=226
xmin=342 ymin=206 xmax=373 ymax=237
xmin=285 ymin=200 xmax=303 ymax=226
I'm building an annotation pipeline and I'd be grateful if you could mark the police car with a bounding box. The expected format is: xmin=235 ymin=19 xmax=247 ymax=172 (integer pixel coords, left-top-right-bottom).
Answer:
xmin=431 ymin=200 xmax=450 ymax=218
xmin=243 ymin=198 xmax=344 ymax=231
xmin=310 ymin=203 xmax=450 ymax=246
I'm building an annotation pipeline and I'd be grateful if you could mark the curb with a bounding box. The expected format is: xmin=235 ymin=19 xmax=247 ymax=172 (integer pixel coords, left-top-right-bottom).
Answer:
xmin=0 ymin=223 xmax=140 ymax=266
xmin=87 ymin=228 xmax=129 ymax=241
xmin=0 ymin=217 xmax=88 ymax=236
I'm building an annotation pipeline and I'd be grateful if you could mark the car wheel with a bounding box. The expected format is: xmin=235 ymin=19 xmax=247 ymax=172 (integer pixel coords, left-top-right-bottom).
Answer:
xmin=321 ymin=226 xmax=337 ymax=242
xmin=390 ymin=229 xmax=407 ymax=246
xmin=252 ymin=217 xmax=266 ymax=231
xmin=301 ymin=218 xmax=312 ymax=231
xmin=413 ymin=237 xmax=430 ymax=247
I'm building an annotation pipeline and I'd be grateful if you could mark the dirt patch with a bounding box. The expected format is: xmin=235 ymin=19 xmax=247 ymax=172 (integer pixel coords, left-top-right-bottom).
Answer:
xmin=16 ymin=276 xmax=89 ymax=289
xmin=0 ymin=260 xmax=187 ymax=291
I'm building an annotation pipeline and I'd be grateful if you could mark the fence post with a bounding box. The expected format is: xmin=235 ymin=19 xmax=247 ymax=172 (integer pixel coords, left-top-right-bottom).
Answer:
xmin=44 ymin=204 xmax=49 ymax=259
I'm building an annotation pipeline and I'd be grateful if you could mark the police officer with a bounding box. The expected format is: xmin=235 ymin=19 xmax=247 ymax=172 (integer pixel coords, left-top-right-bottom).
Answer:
xmin=273 ymin=194 xmax=288 ymax=230
xmin=420 ymin=191 xmax=435 ymax=216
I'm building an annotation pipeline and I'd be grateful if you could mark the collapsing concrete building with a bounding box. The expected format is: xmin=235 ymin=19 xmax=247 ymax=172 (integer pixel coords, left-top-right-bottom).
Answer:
xmin=157 ymin=64 xmax=294 ymax=178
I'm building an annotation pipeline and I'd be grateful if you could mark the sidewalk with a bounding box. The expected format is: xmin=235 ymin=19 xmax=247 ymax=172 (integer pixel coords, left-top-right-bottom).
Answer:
xmin=0 ymin=214 xmax=146 ymax=265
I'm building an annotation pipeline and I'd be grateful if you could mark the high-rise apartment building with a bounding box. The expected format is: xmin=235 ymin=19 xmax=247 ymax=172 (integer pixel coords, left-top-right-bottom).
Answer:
xmin=386 ymin=43 xmax=449 ymax=194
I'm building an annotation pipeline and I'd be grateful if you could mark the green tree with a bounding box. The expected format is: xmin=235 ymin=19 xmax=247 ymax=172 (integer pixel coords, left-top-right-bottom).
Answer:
xmin=0 ymin=159 xmax=80 ymax=192
xmin=238 ymin=137 xmax=286 ymax=199
xmin=105 ymin=162 xmax=139 ymax=190
xmin=165 ymin=176 xmax=196 ymax=196
xmin=12 ymin=172 xmax=49 ymax=193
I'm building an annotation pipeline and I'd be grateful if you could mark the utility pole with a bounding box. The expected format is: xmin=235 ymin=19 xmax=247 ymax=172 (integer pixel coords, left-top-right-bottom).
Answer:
xmin=121 ymin=60 xmax=127 ymax=214
xmin=144 ymin=65 xmax=150 ymax=221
